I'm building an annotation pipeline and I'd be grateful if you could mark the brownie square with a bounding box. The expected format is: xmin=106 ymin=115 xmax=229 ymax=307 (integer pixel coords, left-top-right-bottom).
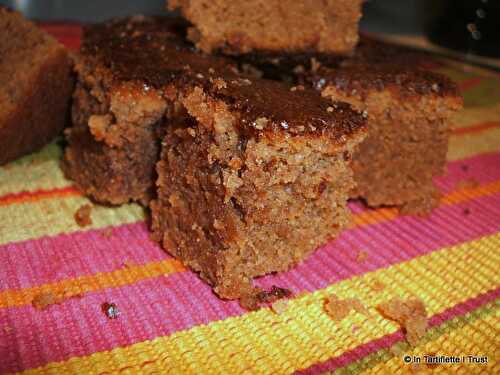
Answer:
xmin=168 ymin=0 xmax=364 ymax=55
xmin=151 ymin=77 xmax=367 ymax=305
xmin=63 ymin=16 xmax=235 ymax=205
xmin=306 ymin=39 xmax=463 ymax=213
xmin=0 ymin=7 xmax=73 ymax=165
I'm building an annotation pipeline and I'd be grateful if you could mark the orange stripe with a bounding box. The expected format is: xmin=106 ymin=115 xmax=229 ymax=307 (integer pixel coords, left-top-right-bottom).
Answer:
xmin=354 ymin=179 xmax=500 ymax=227
xmin=0 ymin=186 xmax=80 ymax=206
xmin=0 ymin=259 xmax=185 ymax=309
xmin=452 ymin=121 xmax=500 ymax=136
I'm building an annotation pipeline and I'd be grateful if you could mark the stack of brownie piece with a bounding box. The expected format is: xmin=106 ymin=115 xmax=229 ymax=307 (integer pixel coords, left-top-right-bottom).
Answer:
xmin=62 ymin=1 xmax=462 ymax=307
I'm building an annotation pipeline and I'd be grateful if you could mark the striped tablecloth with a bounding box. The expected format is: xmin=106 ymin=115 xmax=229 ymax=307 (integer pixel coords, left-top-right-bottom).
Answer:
xmin=0 ymin=24 xmax=499 ymax=374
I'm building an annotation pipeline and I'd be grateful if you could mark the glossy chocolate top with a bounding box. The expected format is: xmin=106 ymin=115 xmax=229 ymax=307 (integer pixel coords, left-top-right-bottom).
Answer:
xmin=311 ymin=64 xmax=460 ymax=99
xmin=308 ymin=37 xmax=461 ymax=98
xmin=82 ymin=16 xmax=366 ymax=142
xmin=204 ymin=77 xmax=366 ymax=141
xmin=82 ymin=16 xmax=236 ymax=87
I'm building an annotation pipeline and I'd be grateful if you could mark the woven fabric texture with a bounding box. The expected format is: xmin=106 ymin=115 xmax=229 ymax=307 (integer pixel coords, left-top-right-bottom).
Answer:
xmin=0 ymin=24 xmax=499 ymax=375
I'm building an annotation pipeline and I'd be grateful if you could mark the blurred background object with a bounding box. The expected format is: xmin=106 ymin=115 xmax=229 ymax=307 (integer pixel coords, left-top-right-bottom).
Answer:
xmin=0 ymin=0 xmax=167 ymax=22
xmin=428 ymin=0 xmax=500 ymax=58
xmin=1 ymin=0 xmax=499 ymax=61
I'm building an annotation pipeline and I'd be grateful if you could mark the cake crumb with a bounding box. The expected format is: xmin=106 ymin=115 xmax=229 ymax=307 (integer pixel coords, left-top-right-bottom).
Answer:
xmin=293 ymin=65 xmax=305 ymax=74
xmin=32 ymin=291 xmax=84 ymax=310
xmin=257 ymin=285 xmax=292 ymax=304
xmin=212 ymin=77 xmax=227 ymax=89
xmin=370 ymin=280 xmax=386 ymax=292
xmin=356 ymin=250 xmax=369 ymax=263
xmin=389 ymin=345 xmax=403 ymax=357
xmin=377 ymin=297 xmax=428 ymax=346
xmin=310 ymin=57 xmax=321 ymax=73
xmin=101 ymin=302 xmax=120 ymax=319
xmin=271 ymin=299 xmax=289 ymax=314
xmin=74 ymin=204 xmax=93 ymax=227
xmin=324 ymin=294 xmax=368 ymax=321
xmin=411 ymin=363 xmax=424 ymax=373
xmin=456 ymin=178 xmax=479 ymax=190
xmin=101 ymin=228 xmax=113 ymax=238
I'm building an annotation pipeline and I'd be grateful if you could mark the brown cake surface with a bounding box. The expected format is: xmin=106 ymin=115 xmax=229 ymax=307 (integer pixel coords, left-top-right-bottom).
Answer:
xmin=151 ymin=78 xmax=367 ymax=305
xmin=0 ymin=7 xmax=73 ymax=165
xmin=63 ymin=16 xmax=236 ymax=205
xmin=168 ymin=0 xmax=364 ymax=55
xmin=303 ymin=40 xmax=463 ymax=213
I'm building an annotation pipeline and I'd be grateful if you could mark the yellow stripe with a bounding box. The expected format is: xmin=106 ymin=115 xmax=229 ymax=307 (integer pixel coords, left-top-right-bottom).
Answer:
xmin=0 ymin=196 xmax=144 ymax=245
xmin=0 ymin=142 xmax=69 ymax=196
xmin=21 ymin=233 xmax=500 ymax=375
xmin=0 ymin=259 xmax=185 ymax=309
xmin=364 ymin=313 xmax=499 ymax=374
xmin=448 ymin=128 xmax=500 ymax=161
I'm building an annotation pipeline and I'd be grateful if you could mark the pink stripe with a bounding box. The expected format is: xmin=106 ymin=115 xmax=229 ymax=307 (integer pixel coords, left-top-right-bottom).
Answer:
xmin=0 ymin=273 xmax=243 ymax=373
xmin=294 ymin=287 xmax=500 ymax=375
xmin=0 ymin=223 xmax=166 ymax=291
xmin=435 ymin=152 xmax=500 ymax=193
xmin=256 ymin=193 xmax=500 ymax=291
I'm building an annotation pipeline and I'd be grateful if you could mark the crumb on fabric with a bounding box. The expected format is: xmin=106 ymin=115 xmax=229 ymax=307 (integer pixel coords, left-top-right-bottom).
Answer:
xmin=271 ymin=299 xmax=289 ymax=314
xmin=377 ymin=297 xmax=428 ymax=346
xmin=123 ymin=261 xmax=137 ymax=269
xmin=463 ymin=208 xmax=471 ymax=216
xmin=101 ymin=227 xmax=113 ymax=238
xmin=455 ymin=178 xmax=479 ymax=190
xmin=356 ymin=250 xmax=369 ymax=263
xmin=411 ymin=362 xmax=423 ymax=373
xmin=389 ymin=345 xmax=404 ymax=357
xmin=240 ymin=285 xmax=292 ymax=311
xmin=371 ymin=280 xmax=386 ymax=292
xmin=74 ymin=204 xmax=93 ymax=227
xmin=256 ymin=285 xmax=292 ymax=304
xmin=101 ymin=302 xmax=120 ymax=319
xmin=324 ymin=294 xmax=368 ymax=321
xmin=32 ymin=291 xmax=84 ymax=310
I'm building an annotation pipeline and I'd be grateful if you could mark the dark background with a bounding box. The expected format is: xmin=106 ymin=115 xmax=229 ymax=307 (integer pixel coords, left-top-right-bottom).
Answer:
xmin=0 ymin=0 xmax=444 ymax=34
xmin=1 ymin=0 xmax=498 ymax=58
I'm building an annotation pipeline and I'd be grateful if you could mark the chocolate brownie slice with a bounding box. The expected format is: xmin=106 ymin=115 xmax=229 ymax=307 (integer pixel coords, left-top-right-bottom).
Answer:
xmin=287 ymin=39 xmax=463 ymax=214
xmin=0 ymin=7 xmax=73 ymax=165
xmin=168 ymin=0 xmax=364 ymax=55
xmin=151 ymin=78 xmax=367 ymax=305
xmin=63 ymin=16 xmax=235 ymax=205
